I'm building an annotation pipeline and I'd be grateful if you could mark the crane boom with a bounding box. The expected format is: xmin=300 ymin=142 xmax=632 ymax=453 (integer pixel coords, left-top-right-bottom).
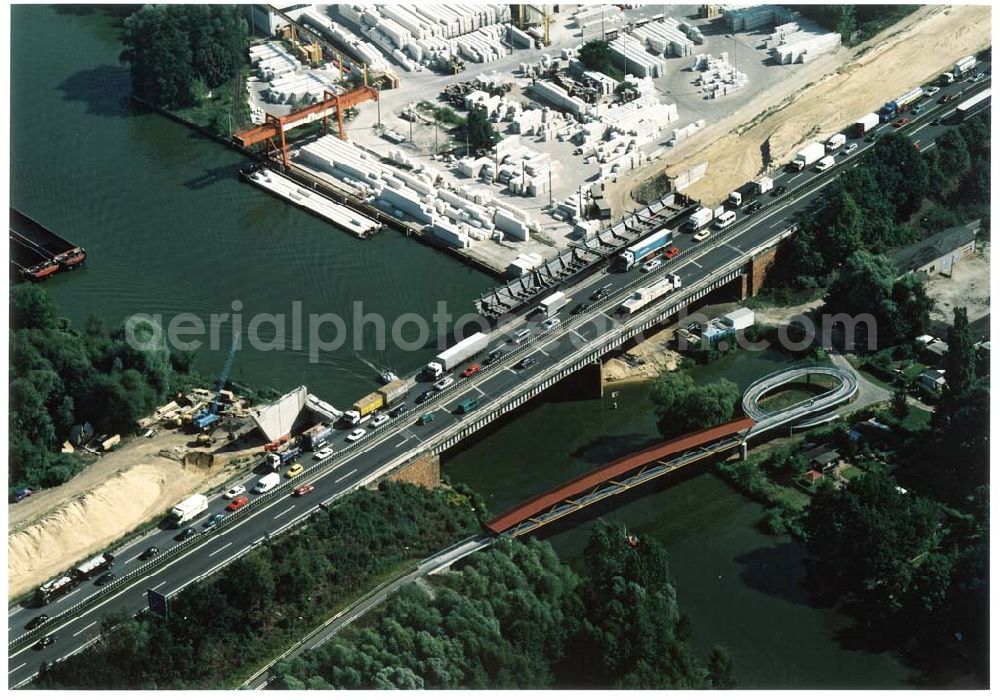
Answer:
xmin=193 ymin=332 xmax=239 ymax=431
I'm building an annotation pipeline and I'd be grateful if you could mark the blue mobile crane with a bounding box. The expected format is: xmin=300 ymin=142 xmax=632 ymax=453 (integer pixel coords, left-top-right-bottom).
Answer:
xmin=193 ymin=332 xmax=239 ymax=431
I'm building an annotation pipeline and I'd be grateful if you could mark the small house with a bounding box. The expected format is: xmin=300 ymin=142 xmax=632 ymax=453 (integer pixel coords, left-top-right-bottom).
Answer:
xmin=918 ymin=368 xmax=947 ymax=394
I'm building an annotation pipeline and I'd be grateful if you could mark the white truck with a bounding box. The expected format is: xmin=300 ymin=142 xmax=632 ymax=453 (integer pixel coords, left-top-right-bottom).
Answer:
xmin=537 ymin=291 xmax=570 ymax=318
xmin=169 ymin=494 xmax=209 ymax=526
xmin=852 ymin=112 xmax=879 ymax=137
xmin=685 ymin=207 xmax=713 ymax=231
xmin=253 ymin=472 xmax=280 ymax=494
xmin=754 ymin=176 xmax=774 ymax=196
xmin=953 ymin=55 xmax=976 ymax=78
xmin=815 ymin=155 xmax=836 ymax=172
xmin=791 ymin=142 xmax=825 ymax=171
xmin=425 ymin=331 xmax=490 ymax=379
xmin=825 ymin=133 xmax=846 ymax=152
xmin=618 ymin=274 xmax=682 ymax=316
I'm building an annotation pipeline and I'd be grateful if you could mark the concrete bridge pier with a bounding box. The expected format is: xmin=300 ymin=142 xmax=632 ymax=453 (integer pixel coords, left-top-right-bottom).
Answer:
xmin=548 ymin=360 xmax=604 ymax=400
xmin=739 ymin=441 xmax=748 ymax=461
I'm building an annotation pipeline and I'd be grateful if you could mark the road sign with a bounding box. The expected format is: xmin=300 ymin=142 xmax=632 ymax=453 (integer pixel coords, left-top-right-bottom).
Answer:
xmin=147 ymin=588 xmax=169 ymax=619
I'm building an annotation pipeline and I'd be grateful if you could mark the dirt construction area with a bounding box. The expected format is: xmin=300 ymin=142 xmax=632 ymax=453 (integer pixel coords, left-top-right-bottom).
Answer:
xmin=607 ymin=4 xmax=993 ymax=211
xmin=927 ymin=243 xmax=991 ymax=326
xmin=8 ymin=430 xmax=259 ymax=600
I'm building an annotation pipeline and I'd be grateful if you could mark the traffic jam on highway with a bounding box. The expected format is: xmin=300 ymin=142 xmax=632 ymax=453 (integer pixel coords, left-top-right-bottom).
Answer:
xmin=8 ymin=57 xmax=990 ymax=688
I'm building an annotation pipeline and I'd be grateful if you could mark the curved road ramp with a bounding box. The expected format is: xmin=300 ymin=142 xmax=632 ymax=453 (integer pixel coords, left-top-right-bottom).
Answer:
xmin=742 ymin=364 xmax=859 ymax=436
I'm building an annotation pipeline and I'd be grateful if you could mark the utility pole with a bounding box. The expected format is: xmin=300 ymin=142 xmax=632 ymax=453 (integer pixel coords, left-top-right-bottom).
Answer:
xmin=548 ymin=166 xmax=553 ymax=206
xmin=376 ymin=86 xmax=381 ymax=127
xmin=409 ymin=115 xmax=413 ymax=144
xmin=434 ymin=118 xmax=438 ymax=156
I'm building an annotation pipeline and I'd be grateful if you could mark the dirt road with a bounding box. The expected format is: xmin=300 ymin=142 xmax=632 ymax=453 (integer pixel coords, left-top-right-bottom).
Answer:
xmin=607 ymin=5 xmax=992 ymax=211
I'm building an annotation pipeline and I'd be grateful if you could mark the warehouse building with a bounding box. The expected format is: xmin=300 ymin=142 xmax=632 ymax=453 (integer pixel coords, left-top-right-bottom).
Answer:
xmin=890 ymin=221 xmax=979 ymax=278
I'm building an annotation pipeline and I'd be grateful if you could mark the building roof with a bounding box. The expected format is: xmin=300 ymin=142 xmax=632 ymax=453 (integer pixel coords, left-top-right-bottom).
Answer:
xmin=251 ymin=386 xmax=307 ymax=442
xmin=890 ymin=220 xmax=978 ymax=273
xmin=804 ymin=469 xmax=825 ymax=482
xmin=811 ymin=450 xmax=840 ymax=467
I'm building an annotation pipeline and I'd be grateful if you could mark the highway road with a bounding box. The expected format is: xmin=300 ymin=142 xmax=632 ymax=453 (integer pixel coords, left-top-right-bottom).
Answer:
xmin=7 ymin=69 xmax=989 ymax=688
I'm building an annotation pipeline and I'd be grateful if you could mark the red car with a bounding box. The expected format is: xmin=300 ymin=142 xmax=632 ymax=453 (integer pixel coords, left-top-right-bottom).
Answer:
xmin=226 ymin=495 xmax=249 ymax=511
xmin=293 ymin=484 xmax=315 ymax=497
xmin=461 ymin=363 xmax=481 ymax=378
xmin=663 ymin=246 xmax=680 ymax=260
xmin=892 ymin=117 xmax=910 ymax=128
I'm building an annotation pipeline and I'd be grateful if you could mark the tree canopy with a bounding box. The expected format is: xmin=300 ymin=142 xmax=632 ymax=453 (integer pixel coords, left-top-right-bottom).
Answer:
xmin=649 ymin=371 xmax=740 ymax=439
xmin=119 ymin=5 xmax=248 ymax=109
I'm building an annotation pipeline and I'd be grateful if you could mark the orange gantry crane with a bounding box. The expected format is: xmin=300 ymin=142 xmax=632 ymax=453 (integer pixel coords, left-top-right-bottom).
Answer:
xmin=235 ymin=84 xmax=378 ymax=167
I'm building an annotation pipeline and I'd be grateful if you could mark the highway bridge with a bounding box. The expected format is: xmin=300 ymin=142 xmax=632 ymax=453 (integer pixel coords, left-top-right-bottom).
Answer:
xmin=7 ymin=73 xmax=989 ymax=688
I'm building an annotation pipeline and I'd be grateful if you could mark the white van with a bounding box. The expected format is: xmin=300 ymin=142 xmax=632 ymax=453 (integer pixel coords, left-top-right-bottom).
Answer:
xmin=814 ymin=155 xmax=836 ymax=172
xmin=253 ymin=472 xmax=280 ymax=494
xmin=714 ymin=211 xmax=736 ymax=230
xmin=511 ymin=328 xmax=532 ymax=344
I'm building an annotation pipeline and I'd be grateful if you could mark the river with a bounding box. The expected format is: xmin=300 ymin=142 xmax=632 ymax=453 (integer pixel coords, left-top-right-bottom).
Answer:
xmin=13 ymin=7 xmax=914 ymax=688
xmin=11 ymin=5 xmax=493 ymax=407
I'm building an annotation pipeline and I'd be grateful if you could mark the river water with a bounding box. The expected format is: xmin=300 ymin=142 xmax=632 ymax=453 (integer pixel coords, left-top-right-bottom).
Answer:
xmin=12 ymin=7 xmax=914 ymax=688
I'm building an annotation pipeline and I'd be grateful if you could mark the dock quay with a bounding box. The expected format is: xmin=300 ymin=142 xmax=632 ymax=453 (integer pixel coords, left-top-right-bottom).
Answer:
xmin=10 ymin=208 xmax=87 ymax=282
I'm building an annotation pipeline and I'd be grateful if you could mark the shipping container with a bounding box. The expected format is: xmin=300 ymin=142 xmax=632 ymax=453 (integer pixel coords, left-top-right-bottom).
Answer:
xmin=956 ymin=87 xmax=990 ymax=121
xmin=538 ymin=291 xmax=570 ymax=317
xmin=618 ymin=227 xmax=672 ymax=269
xmin=722 ymin=307 xmax=755 ymax=331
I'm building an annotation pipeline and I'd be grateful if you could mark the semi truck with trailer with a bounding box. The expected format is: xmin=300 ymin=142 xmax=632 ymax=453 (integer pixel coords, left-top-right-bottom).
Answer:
xmin=852 ymin=113 xmax=879 ymax=137
xmin=425 ymin=331 xmax=490 ymax=379
xmin=791 ymin=142 xmax=825 ymax=170
xmin=618 ymin=228 xmax=672 ymax=270
xmin=343 ymin=378 xmax=412 ymax=426
xmin=537 ymin=291 xmax=571 ymax=318
xmin=169 ymin=494 xmax=209 ymax=527
xmin=36 ymin=574 xmax=79 ymax=605
xmin=684 ymin=207 xmax=713 ymax=232
xmin=879 ymin=87 xmax=924 ymax=121
xmin=266 ymin=445 xmax=302 ymax=469
xmin=618 ymin=274 xmax=682 ymax=316
xmin=73 ymin=552 xmax=115 ymax=581
xmin=956 ymin=88 xmax=990 ymax=121
xmin=953 ymin=55 xmax=976 ymax=78
xmin=302 ymin=423 xmax=334 ymax=451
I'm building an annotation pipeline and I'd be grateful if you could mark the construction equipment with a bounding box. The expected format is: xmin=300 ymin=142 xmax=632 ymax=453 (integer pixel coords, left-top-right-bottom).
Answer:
xmin=192 ymin=332 xmax=239 ymax=431
xmin=234 ymin=84 xmax=378 ymax=166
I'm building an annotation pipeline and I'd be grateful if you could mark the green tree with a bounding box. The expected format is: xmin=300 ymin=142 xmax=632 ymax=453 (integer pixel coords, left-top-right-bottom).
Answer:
xmin=649 ymin=371 xmax=739 ymax=438
xmin=578 ymin=39 xmax=613 ymax=74
xmin=835 ymin=5 xmax=857 ymax=41
xmin=465 ymin=105 xmax=499 ymax=151
xmin=940 ymin=307 xmax=976 ymax=413
xmin=891 ymin=383 xmax=909 ymax=421
xmin=708 ymin=646 xmax=737 ymax=689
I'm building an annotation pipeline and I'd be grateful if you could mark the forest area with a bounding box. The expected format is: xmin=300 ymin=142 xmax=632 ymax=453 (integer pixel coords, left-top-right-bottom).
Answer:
xmin=9 ymin=286 xmax=196 ymax=494
xmin=274 ymin=522 xmax=735 ymax=690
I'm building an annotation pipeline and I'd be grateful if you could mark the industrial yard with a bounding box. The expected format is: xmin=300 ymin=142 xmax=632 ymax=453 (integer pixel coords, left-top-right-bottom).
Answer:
xmin=237 ymin=4 xmax=849 ymax=274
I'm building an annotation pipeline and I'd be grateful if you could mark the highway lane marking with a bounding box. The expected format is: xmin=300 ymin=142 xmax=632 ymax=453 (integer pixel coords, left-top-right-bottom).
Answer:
xmin=335 ymin=469 xmax=358 ymax=484
xmin=393 ymin=435 xmax=410 ymax=448
xmin=209 ymin=541 xmax=235 ymax=556
xmin=571 ymin=328 xmax=588 ymax=343
xmin=725 ymin=243 xmax=745 ymax=254
xmin=787 ymin=173 xmax=803 ymax=182
xmin=272 ymin=506 xmax=295 ymax=521
xmin=769 ymin=218 xmax=788 ymax=229
xmin=9 ymin=663 xmax=26 ymax=675
xmin=72 ymin=621 xmax=98 ymax=638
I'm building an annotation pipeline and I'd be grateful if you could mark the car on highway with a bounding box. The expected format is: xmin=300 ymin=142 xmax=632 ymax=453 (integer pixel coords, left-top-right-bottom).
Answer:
xmin=285 ymin=463 xmax=304 ymax=479
xmin=313 ymin=446 xmax=333 ymax=460
xmin=931 ymin=117 xmax=942 ymax=125
xmin=415 ymin=389 xmax=435 ymax=404
xmin=843 ymin=142 xmax=859 ymax=155
xmin=205 ymin=513 xmax=225 ymax=529
xmin=744 ymin=201 xmax=762 ymax=215
xmin=939 ymin=94 xmax=954 ymax=104
xmin=892 ymin=117 xmax=910 ymax=128
xmin=293 ymin=483 xmax=315 ymax=497
xmin=369 ymin=413 xmax=390 ymax=429
xmin=770 ymin=185 xmax=787 ymax=197
xmin=570 ymin=302 xmax=589 ymax=315
xmin=461 ymin=363 xmax=481 ymax=378
xmin=972 ymin=72 xmax=985 ymax=82
xmin=346 ymin=428 xmax=366 ymax=442
xmin=95 ymin=572 xmax=116 ymax=586
xmin=418 ymin=412 xmax=436 ymax=426
xmin=516 ymin=356 xmax=537 ymax=371
xmin=541 ymin=318 xmax=561 ymax=331
xmin=175 ymin=527 xmax=197 ymax=542
xmin=223 ymin=485 xmax=246 ymax=500
xmin=924 ymin=85 xmax=940 ymax=96
xmin=911 ymin=105 xmax=922 ymax=115
xmin=34 ymin=635 xmax=57 ymax=650
xmin=663 ymin=246 xmax=680 ymax=260
xmin=640 ymin=258 xmax=663 ymax=273
xmin=591 ymin=284 xmax=613 ymax=301
xmin=227 ymin=495 xmax=250 ymax=511
xmin=388 ymin=404 xmax=408 ymax=418
xmin=139 ymin=546 xmax=159 ymax=561
xmin=433 ymin=376 xmax=455 ymax=391
xmin=25 ymin=614 xmax=49 ymax=631
xmin=692 ymin=229 xmax=711 ymax=242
